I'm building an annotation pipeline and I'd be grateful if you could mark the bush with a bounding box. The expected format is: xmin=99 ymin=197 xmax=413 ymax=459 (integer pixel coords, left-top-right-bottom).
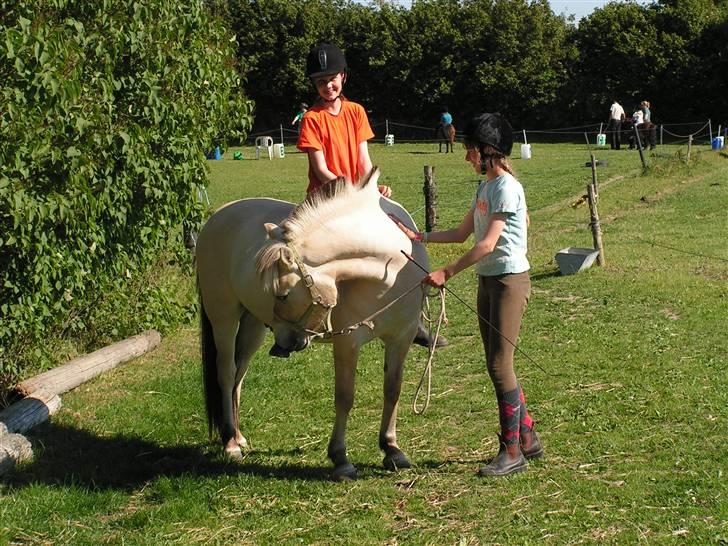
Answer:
xmin=0 ymin=0 xmax=253 ymax=391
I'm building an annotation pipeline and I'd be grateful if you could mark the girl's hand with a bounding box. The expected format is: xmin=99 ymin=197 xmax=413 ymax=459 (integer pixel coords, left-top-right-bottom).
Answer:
xmin=423 ymin=268 xmax=449 ymax=288
xmin=378 ymin=185 xmax=393 ymax=198
xmin=387 ymin=214 xmax=418 ymax=240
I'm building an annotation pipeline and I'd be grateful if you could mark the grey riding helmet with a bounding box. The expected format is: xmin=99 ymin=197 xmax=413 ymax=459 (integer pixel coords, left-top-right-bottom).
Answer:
xmin=306 ymin=43 xmax=348 ymax=79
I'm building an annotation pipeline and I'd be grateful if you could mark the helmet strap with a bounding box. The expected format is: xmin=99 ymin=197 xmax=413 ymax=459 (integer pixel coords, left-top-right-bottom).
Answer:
xmin=478 ymin=146 xmax=503 ymax=175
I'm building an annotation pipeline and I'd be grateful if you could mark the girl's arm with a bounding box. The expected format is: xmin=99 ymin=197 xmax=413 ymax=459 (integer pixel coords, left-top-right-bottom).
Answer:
xmin=357 ymin=140 xmax=373 ymax=176
xmin=359 ymin=140 xmax=392 ymax=197
xmin=307 ymin=149 xmax=340 ymax=183
xmin=426 ymin=213 xmax=506 ymax=287
xmin=391 ymin=208 xmax=475 ymax=244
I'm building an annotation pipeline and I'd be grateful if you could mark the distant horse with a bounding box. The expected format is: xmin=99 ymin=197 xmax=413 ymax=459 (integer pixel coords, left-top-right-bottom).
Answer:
xmin=436 ymin=122 xmax=456 ymax=153
xmin=196 ymin=168 xmax=429 ymax=480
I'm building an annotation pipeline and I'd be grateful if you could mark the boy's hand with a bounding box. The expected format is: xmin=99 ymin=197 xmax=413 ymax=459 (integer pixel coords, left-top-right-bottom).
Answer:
xmin=378 ymin=185 xmax=392 ymax=198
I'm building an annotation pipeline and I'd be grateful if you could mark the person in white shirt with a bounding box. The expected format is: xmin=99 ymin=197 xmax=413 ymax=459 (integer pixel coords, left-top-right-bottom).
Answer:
xmin=607 ymin=100 xmax=625 ymax=149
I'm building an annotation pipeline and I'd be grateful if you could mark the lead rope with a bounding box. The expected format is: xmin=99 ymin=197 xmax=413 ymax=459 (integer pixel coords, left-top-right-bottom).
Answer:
xmin=413 ymin=288 xmax=447 ymax=415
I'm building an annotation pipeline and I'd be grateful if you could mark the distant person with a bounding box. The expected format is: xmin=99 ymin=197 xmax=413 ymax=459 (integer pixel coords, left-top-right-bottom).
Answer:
xmin=297 ymin=43 xmax=446 ymax=348
xmin=290 ymin=102 xmax=308 ymax=135
xmin=640 ymin=100 xmax=651 ymax=123
xmin=440 ymin=106 xmax=453 ymax=126
xmin=632 ymin=106 xmax=644 ymax=126
xmin=436 ymin=106 xmax=456 ymax=153
xmin=641 ymin=100 xmax=656 ymax=150
xmin=607 ymin=100 xmax=625 ymax=150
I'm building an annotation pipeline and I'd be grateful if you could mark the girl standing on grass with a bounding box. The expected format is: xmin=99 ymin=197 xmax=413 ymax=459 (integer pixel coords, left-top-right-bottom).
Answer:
xmin=391 ymin=113 xmax=543 ymax=476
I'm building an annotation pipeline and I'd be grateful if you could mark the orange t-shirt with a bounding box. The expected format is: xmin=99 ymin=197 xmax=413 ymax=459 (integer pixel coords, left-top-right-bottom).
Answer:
xmin=296 ymin=99 xmax=375 ymax=193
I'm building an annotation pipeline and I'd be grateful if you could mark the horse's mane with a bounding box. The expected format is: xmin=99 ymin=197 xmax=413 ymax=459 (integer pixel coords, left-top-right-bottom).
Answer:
xmin=255 ymin=168 xmax=379 ymax=293
xmin=283 ymin=168 xmax=377 ymax=242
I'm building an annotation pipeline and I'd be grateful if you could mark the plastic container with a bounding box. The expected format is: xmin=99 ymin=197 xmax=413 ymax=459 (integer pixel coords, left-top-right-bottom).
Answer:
xmin=520 ymin=143 xmax=532 ymax=159
xmin=233 ymin=151 xmax=243 ymax=160
xmin=597 ymin=133 xmax=607 ymax=147
xmin=385 ymin=134 xmax=395 ymax=146
xmin=214 ymin=146 xmax=222 ymax=160
xmin=273 ymin=143 xmax=285 ymax=158
xmin=555 ymin=247 xmax=600 ymax=276
xmin=712 ymin=136 xmax=724 ymax=150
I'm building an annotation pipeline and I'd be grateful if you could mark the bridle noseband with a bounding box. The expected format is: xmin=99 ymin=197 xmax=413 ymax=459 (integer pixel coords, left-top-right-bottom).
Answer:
xmin=273 ymin=243 xmax=335 ymax=337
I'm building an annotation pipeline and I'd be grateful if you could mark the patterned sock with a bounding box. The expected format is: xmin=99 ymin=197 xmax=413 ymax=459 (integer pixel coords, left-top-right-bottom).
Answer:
xmin=518 ymin=386 xmax=534 ymax=435
xmin=497 ymin=388 xmax=521 ymax=444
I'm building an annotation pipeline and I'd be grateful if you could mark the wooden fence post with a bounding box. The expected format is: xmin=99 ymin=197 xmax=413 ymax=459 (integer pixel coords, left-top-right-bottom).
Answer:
xmin=587 ymin=184 xmax=605 ymax=266
xmin=423 ymin=166 xmax=437 ymax=233
xmin=633 ymin=125 xmax=647 ymax=169
xmin=687 ymin=134 xmax=693 ymax=163
xmin=590 ymin=153 xmax=599 ymax=201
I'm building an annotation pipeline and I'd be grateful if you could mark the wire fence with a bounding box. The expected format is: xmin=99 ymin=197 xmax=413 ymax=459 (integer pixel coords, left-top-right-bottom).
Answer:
xmin=241 ymin=117 xmax=727 ymax=265
xmin=246 ymin=118 xmax=726 ymax=149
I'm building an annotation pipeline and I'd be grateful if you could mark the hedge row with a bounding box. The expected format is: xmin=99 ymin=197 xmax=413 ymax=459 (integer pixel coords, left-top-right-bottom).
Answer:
xmin=0 ymin=0 xmax=253 ymax=385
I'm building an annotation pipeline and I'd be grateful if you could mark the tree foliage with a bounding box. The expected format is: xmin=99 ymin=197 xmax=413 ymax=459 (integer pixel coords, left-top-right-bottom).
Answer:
xmin=0 ymin=0 xmax=253 ymax=385
xmin=230 ymin=0 xmax=726 ymax=132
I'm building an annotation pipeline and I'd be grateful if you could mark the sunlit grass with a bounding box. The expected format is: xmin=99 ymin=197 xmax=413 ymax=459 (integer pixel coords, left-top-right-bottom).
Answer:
xmin=2 ymin=143 xmax=726 ymax=545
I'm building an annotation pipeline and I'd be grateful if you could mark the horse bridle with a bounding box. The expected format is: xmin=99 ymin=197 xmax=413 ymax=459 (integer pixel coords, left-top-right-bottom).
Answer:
xmin=272 ymin=243 xmax=335 ymax=337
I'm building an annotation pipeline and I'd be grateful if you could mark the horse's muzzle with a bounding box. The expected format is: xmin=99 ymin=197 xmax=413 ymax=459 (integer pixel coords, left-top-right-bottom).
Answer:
xmin=269 ymin=337 xmax=309 ymax=358
xmin=269 ymin=343 xmax=292 ymax=358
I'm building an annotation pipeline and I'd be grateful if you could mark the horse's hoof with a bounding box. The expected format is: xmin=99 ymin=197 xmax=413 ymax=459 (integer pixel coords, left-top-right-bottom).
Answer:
xmin=332 ymin=462 xmax=358 ymax=481
xmin=224 ymin=446 xmax=244 ymax=461
xmin=383 ymin=450 xmax=411 ymax=471
xmin=237 ymin=436 xmax=251 ymax=452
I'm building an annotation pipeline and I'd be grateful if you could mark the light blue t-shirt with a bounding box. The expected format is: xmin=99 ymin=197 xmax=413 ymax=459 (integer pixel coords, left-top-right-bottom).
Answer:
xmin=471 ymin=173 xmax=530 ymax=276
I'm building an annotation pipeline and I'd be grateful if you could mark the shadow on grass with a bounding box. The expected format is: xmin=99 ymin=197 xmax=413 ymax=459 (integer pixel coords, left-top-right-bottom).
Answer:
xmin=4 ymin=423 xmax=345 ymax=490
xmin=530 ymin=269 xmax=562 ymax=281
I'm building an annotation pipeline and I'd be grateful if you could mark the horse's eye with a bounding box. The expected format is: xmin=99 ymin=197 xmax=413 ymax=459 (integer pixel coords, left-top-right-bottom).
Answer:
xmin=276 ymin=294 xmax=288 ymax=302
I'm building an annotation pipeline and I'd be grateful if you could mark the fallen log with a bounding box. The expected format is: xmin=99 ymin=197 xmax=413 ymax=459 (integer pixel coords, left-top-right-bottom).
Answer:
xmin=0 ymin=433 xmax=33 ymax=476
xmin=0 ymin=388 xmax=61 ymax=435
xmin=15 ymin=329 xmax=161 ymax=397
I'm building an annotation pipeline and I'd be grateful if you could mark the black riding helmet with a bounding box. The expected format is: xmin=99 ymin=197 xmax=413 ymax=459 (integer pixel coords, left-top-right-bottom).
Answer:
xmin=306 ymin=43 xmax=348 ymax=79
xmin=463 ymin=113 xmax=514 ymax=157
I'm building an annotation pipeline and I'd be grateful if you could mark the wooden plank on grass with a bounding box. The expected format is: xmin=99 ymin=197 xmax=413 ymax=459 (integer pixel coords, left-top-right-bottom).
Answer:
xmin=15 ymin=330 xmax=161 ymax=397
xmin=0 ymin=433 xmax=33 ymax=476
xmin=0 ymin=388 xmax=61 ymax=435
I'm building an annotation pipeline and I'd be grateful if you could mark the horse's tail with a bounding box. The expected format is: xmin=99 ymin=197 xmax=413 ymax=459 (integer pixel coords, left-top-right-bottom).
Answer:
xmin=199 ymin=284 xmax=222 ymax=439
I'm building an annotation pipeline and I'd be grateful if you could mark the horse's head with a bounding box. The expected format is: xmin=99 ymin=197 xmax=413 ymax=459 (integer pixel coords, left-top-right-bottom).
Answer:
xmin=256 ymin=226 xmax=338 ymax=358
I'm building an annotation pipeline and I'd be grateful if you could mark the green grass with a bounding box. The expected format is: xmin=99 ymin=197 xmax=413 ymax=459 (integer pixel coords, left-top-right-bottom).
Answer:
xmin=1 ymin=143 xmax=727 ymax=545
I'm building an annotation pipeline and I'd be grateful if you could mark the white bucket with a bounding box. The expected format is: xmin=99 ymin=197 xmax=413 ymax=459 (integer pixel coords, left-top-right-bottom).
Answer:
xmin=273 ymin=143 xmax=285 ymax=158
xmin=385 ymin=134 xmax=394 ymax=146
xmin=520 ymin=143 xmax=531 ymax=159
xmin=597 ymin=133 xmax=607 ymax=147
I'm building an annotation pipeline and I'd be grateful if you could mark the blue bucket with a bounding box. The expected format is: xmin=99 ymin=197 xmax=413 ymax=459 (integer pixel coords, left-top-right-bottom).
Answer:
xmin=711 ymin=137 xmax=723 ymax=150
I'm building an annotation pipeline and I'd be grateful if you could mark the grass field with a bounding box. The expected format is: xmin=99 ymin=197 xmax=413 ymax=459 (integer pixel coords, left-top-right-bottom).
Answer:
xmin=1 ymin=143 xmax=727 ymax=545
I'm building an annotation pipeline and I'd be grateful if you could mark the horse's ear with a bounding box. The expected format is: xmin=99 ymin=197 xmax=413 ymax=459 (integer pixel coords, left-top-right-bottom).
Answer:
xmin=361 ymin=166 xmax=380 ymax=193
xmin=264 ymin=222 xmax=284 ymax=241
xmin=279 ymin=246 xmax=295 ymax=268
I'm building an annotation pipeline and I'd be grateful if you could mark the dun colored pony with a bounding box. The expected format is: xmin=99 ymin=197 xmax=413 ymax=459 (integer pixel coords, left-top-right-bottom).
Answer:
xmin=196 ymin=168 xmax=429 ymax=480
xmin=436 ymin=122 xmax=456 ymax=153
